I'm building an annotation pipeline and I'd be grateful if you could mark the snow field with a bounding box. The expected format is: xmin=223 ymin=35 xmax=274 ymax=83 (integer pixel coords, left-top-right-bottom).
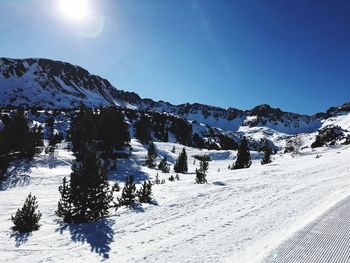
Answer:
xmin=1 ymin=141 xmax=350 ymax=262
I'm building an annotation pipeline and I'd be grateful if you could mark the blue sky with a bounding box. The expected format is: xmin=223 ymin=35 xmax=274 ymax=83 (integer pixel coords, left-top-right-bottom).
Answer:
xmin=1 ymin=0 xmax=350 ymax=114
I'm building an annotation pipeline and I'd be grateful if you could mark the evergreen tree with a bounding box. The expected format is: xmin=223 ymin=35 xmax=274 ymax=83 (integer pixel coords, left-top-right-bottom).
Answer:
xmin=69 ymin=105 xmax=97 ymax=157
xmin=174 ymin=148 xmax=188 ymax=173
xmin=193 ymin=133 xmax=205 ymax=149
xmin=98 ymin=107 xmax=130 ymax=151
xmin=11 ymin=193 xmax=42 ymax=233
xmin=56 ymin=177 xmax=74 ymax=223
xmin=137 ymin=181 xmax=153 ymax=203
xmin=158 ymin=157 xmax=170 ymax=173
xmin=261 ymin=144 xmax=272 ymax=165
xmin=154 ymin=173 xmax=161 ymax=185
xmin=168 ymin=117 xmax=193 ymax=146
xmin=56 ymin=146 xmax=113 ymax=223
xmin=0 ymin=155 xmax=10 ymax=180
xmin=135 ymin=114 xmax=152 ymax=143
xmin=119 ymin=175 xmax=136 ymax=206
xmin=171 ymin=146 xmax=176 ymax=153
xmin=153 ymin=113 xmax=168 ymax=142
xmin=195 ymin=157 xmax=209 ymax=184
xmin=0 ymin=110 xmax=43 ymax=159
xmin=145 ymin=142 xmax=157 ymax=168
xmin=112 ymin=182 xmax=120 ymax=192
xmin=233 ymin=137 xmax=252 ymax=170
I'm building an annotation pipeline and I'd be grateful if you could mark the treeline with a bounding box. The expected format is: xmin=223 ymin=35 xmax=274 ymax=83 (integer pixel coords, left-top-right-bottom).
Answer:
xmin=0 ymin=109 xmax=43 ymax=180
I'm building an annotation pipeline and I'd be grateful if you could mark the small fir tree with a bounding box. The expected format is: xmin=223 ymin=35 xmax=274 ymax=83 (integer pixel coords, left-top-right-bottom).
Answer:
xmin=154 ymin=173 xmax=161 ymax=184
xmin=145 ymin=142 xmax=157 ymax=168
xmin=195 ymin=156 xmax=209 ymax=184
xmin=119 ymin=176 xmax=136 ymax=206
xmin=112 ymin=182 xmax=120 ymax=192
xmin=137 ymin=181 xmax=153 ymax=203
xmin=56 ymin=177 xmax=74 ymax=223
xmin=158 ymin=157 xmax=170 ymax=173
xmin=171 ymin=146 xmax=176 ymax=153
xmin=261 ymin=144 xmax=272 ymax=165
xmin=233 ymin=137 xmax=252 ymax=170
xmin=12 ymin=193 xmax=42 ymax=233
xmin=174 ymin=148 xmax=188 ymax=173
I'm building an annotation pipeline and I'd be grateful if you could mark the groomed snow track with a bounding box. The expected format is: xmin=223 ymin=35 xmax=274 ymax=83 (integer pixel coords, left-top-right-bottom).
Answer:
xmin=263 ymin=196 xmax=350 ymax=262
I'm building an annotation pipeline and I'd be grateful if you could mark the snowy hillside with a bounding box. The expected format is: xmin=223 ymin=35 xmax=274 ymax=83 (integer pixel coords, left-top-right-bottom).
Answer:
xmin=1 ymin=140 xmax=350 ymax=262
xmin=0 ymin=58 xmax=323 ymax=135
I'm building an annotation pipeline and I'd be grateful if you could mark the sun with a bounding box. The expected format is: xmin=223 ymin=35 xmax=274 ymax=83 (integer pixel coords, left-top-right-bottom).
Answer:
xmin=59 ymin=0 xmax=89 ymax=21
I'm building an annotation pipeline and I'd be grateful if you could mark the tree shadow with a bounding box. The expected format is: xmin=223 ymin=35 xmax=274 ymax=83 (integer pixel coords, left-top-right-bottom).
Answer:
xmin=11 ymin=232 xmax=31 ymax=247
xmin=157 ymin=149 xmax=176 ymax=163
xmin=31 ymin=153 xmax=72 ymax=170
xmin=57 ymin=218 xmax=115 ymax=259
xmin=0 ymin=160 xmax=31 ymax=190
xmin=129 ymin=203 xmax=145 ymax=213
xmin=109 ymin=158 xmax=149 ymax=184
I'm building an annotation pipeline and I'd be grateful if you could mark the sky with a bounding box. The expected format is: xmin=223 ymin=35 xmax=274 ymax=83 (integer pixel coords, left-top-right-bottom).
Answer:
xmin=1 ymin=0 xmax=350 ymax=114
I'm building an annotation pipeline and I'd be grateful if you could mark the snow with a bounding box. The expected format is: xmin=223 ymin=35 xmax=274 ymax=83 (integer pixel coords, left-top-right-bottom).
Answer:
xmin=322 ymin=112 xmax=350 ymax=131
xmin=263 ymin=195 xmax=350 ymax=262
xmin=1 ymin=140 xmax=350 ymax=262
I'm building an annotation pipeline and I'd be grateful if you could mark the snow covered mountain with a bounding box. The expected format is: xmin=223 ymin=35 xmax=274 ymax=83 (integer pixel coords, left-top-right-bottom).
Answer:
xmin=0 ymin=58 xmax=323 ymax=135
xmin=2 ymin=58 xmax=350 ymax=263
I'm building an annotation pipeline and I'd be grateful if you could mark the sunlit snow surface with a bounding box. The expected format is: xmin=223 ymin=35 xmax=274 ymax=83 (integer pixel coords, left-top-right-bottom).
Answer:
xmin=1 ymin=140 xmax=350 ymax=263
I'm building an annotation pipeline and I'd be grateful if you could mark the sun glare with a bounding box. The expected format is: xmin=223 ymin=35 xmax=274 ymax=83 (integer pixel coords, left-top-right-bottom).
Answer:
xmin=59 ymin=0 xmax=89 ymax=21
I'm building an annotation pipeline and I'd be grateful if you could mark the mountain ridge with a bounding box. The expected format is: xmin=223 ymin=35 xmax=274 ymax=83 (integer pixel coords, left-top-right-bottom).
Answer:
xmin=0 ymin=57 xmax=347 ymax=134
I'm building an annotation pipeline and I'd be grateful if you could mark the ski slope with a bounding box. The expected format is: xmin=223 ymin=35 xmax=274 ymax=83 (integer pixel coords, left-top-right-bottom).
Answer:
xmin=1 ymin=141 xmax=350 ymax=262
xmin=263 ymin=195 xmax=350 ymax=262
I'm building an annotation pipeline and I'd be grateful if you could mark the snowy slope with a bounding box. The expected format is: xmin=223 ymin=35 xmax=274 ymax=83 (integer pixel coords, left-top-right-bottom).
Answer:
xmin=0 ymin=58 xmax=324 ymax=136
xmin=1 ymin=140 xmax=350 ymax=262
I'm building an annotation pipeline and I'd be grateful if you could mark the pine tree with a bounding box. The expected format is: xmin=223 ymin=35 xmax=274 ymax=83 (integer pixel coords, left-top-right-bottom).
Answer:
xmin=119 ymin=175 xmax=136 ymax=206
xmin=112 ymin=182 xmax=120 ymax=192
xmin=158 ymin=157 xmax=170 ymax=173
xmin=171 ymin=146 xmax=176 ymax=153
xmin=195 ymin=157 xmax=209 ymax=184
xmin=98 ymin=107 xmax=130 ymax=151
xmin=69 ymin=105 xmax=97 ymax=157
xmin=11 ymin=193 xmax=42 ymax=233
xmin=174 ymin=148 xmax=188 ymax=173
xmin=261 ymin=144 xmax=272 ymax=165
xmin=0 ymin=109 xmax=43 ymax=159
xmin=135 ymin=114 xmax=152 ymax=143
xmin=233 ymin=137 xmax=252 ymax=170
xmin=199 ymin=156 xmax=209 ymax=174
xmin=0 ymin=155 xmax=10 ymax=180
xmin=56 ymin=177 xmax=74 ymax=223
xmin=137 ymin=181 xmax=153 ymax=203
xmin=56 ymin=146 xmax=113 ymax=223
xmin=154 ymin=173 xmax=161 ymax=184
xmin=145 ymin=142 xmax=157 ymax=168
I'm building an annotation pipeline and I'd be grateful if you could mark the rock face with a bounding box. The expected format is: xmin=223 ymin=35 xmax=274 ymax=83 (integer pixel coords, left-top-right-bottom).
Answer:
xmin=0 ymin=57 xmax=324 ymax=134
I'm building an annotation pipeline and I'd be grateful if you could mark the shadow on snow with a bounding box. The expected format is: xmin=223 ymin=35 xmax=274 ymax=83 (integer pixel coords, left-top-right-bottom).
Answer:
xmin=56 ymin=218 xmax=115 ymax=259
xmin=11 ymin=232 xmax=31 ymax=247
xmin=109 ymin=157 xmax=149 ymax=184
xmin=0 ymin=153 xmax=72 ymax=191
xmin=0 ymin=159 xmax=31 ymax=190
